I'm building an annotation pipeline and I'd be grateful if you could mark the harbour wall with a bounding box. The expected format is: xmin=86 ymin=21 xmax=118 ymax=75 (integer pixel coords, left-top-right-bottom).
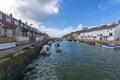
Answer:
xmin=67 ymin=38 xmax=120 ymax=46
xmin=0 ymin=39 xmax=49 ymax=80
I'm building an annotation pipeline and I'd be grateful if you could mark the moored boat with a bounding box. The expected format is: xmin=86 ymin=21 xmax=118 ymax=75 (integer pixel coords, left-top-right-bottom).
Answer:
xmin=102 ymin=44 xmax=116 ymax=49
xmin=40 ymin=45 xmax=51 ymax=56
xmin=56 ymin=47 xmax=62 ymax=53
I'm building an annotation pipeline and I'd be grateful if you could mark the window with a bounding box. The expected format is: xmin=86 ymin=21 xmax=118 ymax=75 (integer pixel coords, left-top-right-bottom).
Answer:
xmin=2 ymin=28 xmax=4 ymax=36
xmin=25 ymin=25 xmax=27 ymax=28
xmin=0 ymin=13 xmax=2 ymax=19
xmin=109 ymin=33 xmax=113 ymax=36
xmin=110 ymin=28 xmax=112 ymax=31
xmin=100 ymin=34 xmax=102 ymax=36
xmin=14 ymin=19 xmax=19 ymax=25
xmin=21 ymin=23 xmax=24 ymax=27
xmin=16 ymin=28 xmax=21 ymax=36
xmin=6 ymin=16 xmax=11 ymax=22
xmin=7 ymin=29 xmax=12 ymax=37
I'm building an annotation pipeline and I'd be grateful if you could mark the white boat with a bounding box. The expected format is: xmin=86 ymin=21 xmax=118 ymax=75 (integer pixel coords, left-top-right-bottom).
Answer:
xmin=56 ymin=47 xmax=62 ymax=53
xmin=40 ymin=45 xmax=51 ymax=55
xmin=54 ymin=42 xmax=60 ymax=47
xmin=102 ymin=44 xmax=116 ymax=49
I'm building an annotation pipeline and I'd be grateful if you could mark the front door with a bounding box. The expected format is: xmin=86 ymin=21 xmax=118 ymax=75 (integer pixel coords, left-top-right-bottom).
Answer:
xmin=7 ymin=29 xmax=13 ymax=37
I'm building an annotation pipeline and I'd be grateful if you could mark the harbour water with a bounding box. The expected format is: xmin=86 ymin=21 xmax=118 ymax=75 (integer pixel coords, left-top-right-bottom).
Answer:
xmin=18 ymin=40 xmax=120 ymax=80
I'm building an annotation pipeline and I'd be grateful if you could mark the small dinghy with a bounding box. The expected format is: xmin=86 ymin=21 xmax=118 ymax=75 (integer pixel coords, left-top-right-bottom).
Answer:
xmin=56 ymin=47 xmax=62 ymax=53
xmin=55 ymin=42 xmax=60 ymax=47
xmin=40 ymin=45 xmax=51 ymax=56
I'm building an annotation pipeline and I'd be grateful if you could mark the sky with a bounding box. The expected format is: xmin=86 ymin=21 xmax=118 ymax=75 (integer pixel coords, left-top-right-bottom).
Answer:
xmin=0 ymin=0 xmax=120 ymax=37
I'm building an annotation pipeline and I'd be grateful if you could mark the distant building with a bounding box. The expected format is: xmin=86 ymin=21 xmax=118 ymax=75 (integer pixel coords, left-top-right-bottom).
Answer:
xmin=74 ymin=22 xmax=120 ymax=41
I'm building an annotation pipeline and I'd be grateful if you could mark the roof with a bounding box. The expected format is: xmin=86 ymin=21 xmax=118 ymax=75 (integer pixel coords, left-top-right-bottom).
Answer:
xmin=0 ymin=22 xmax=5 ymax=26
xmin=78 ymin=23 xmax=119 ymax=34
xmin=0 ymin=11 xmax=10 ymax=17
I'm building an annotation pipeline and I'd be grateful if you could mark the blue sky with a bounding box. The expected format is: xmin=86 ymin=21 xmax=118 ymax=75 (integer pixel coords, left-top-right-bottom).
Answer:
xmin=44 ymin=0 xmax=120 ymax=29
xmin=0 ymin=0 xmax=120 ymax=37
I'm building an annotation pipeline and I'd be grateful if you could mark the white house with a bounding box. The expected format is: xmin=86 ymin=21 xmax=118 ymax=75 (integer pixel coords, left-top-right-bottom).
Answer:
xmin=74 ymin=22 xmax=120 ymax=41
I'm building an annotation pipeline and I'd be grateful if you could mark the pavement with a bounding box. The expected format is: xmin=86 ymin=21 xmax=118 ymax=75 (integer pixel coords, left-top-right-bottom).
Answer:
xmin=0 ymin=42 xmax=38 ymax=59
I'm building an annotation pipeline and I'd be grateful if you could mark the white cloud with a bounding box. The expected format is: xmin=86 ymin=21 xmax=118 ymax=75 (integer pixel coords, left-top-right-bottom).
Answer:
xmin=101 ymin=18 xmax=107 ymax=21
xmin=109 ymin=0 xmax=120 ymax=3
xmin=0 ymin=0 xmax=61 ymax=22
xmin=98 ymin=4 xmax=108 ymax=11
xmin=76 ymin=24 xmax=84 ymax=30
xmin=37 ymin=24 xmax=89 ymax=37
xmin=0 ymin=0 xmax=64 ymax=37
xmin=98 ymin=5 xmax=102 ymax=9
xmin=62 ymin=21 xmax=67 ymax=24
xmin=37 ymin=25 xmax=75 ymax=37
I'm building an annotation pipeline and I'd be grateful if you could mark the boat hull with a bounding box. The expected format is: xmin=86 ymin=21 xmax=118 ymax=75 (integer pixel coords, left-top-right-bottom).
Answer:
xmin=102 ymin=44 xmax=116 ymax=49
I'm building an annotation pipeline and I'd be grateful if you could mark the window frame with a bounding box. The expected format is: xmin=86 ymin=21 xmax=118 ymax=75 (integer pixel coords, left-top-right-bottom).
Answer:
xmin=6 ymin=16 xmax=11 ymax=23
xmin=0 ymin=13 xmax=2 ymax=19
xmin=1 ymin=28 xmax=4 ymax=36
xmin=7 ymin=29 xmax=13 ymax=37
xmin=14 ymin=19 xmax=19 ymax=25
xmin=100 ymin=34 xmax=103 ymax=36
xmin=20 ymin=23 xmax=24 ymax=27
xmin=109 ymin=33 xmax=113 ymax=36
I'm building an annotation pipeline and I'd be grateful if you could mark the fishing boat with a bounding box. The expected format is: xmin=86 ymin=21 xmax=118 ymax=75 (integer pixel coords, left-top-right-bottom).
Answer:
xmin=102 ymin=44 xmax=116 ymax=49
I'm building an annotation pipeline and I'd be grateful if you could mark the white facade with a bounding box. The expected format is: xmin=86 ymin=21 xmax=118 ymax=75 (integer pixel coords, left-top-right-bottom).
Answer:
xmin=74 ymin=24 xmax=120 ymax=41
xmin=16 ymin=37 xmax=29 ymax=45
xmin=114 ymin=24 xmax=120 ymax=40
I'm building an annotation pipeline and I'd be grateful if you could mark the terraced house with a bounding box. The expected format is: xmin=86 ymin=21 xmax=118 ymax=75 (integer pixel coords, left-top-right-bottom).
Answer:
xmin=0 ymin=11 xmax=44 ymax=50
xmin=74 ymin=21 xmax=120 ymax=41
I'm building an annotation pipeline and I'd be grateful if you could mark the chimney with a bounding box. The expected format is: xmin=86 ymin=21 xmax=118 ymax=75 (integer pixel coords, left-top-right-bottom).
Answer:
xmin=26 ymin=21 xmax=28 ymax=25
xmin=19 ymin=19 xmax=21 ymax=22
xmin=10 ymin=13 xmax=13 ymax=18
xmin=19 ymin=19 xmax=21 ymax=26
xmin=9 ymin=13 xmax=13 ymax=24
xmin=25 ymin=21 xmax=28 ymax=28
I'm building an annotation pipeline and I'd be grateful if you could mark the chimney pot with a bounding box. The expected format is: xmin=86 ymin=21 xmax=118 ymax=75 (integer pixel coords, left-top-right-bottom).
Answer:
xmin=10 ymin=13 xmax=13 ymax=17
xmin=19 ymin=19 xmax=21 ymax=22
